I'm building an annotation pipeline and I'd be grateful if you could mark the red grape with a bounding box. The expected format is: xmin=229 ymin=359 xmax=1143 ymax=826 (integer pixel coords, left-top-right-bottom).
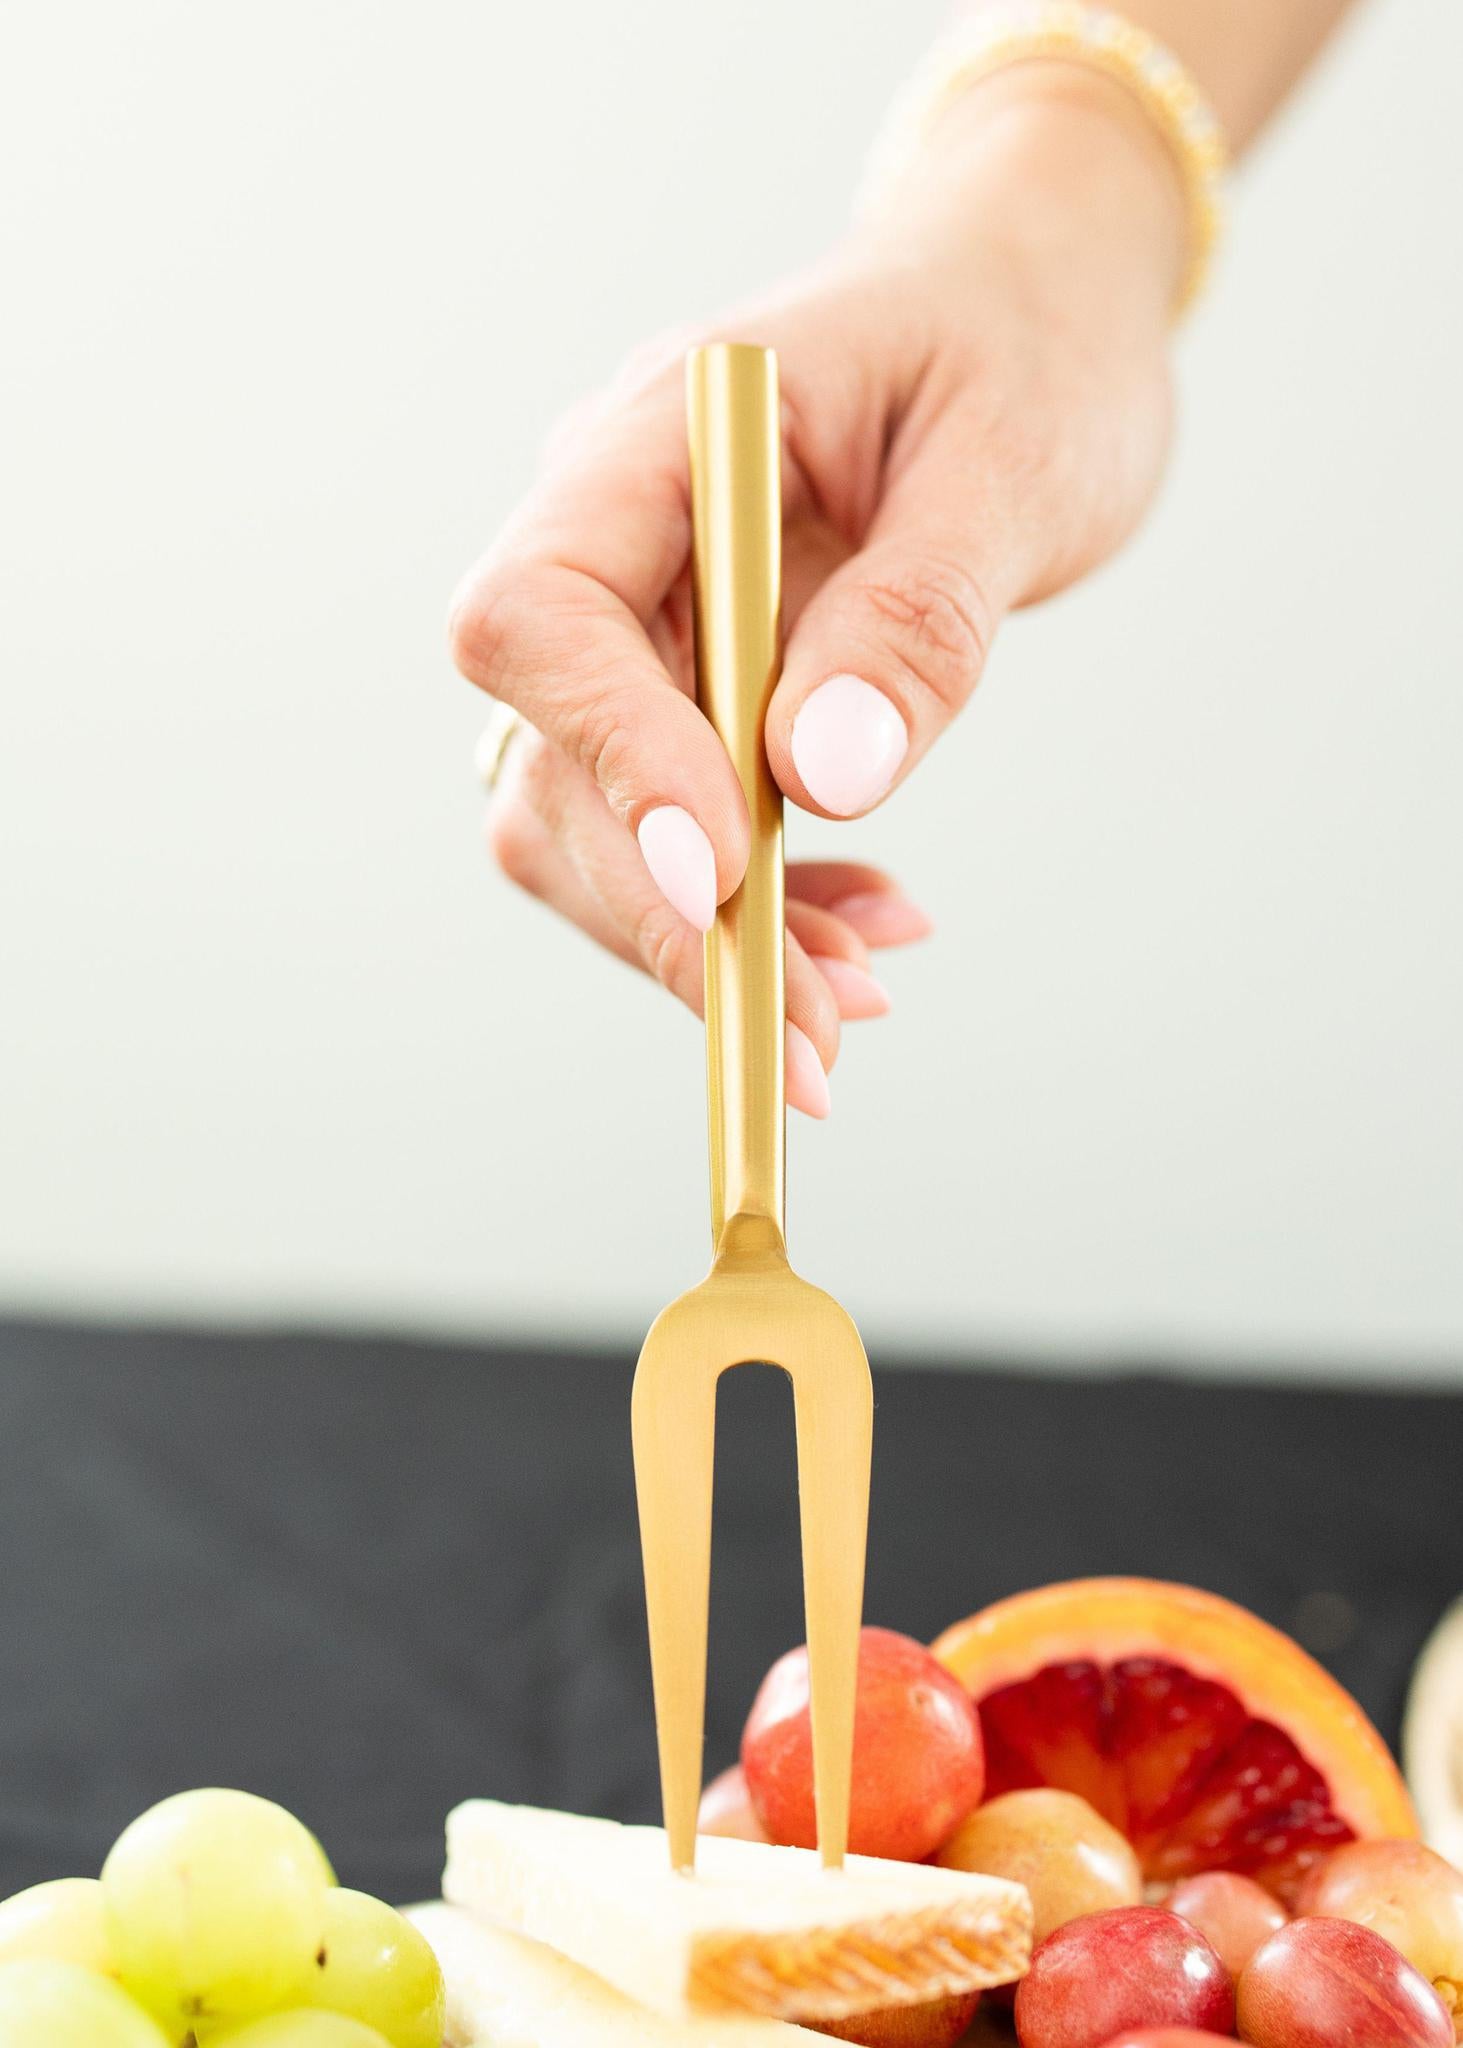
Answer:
xmin=741 ymin=1628 xmax=984 ymax=1862
xmin=1014 ymin=1907 xmax=1234 ymax=2048
xmin=1096 ymin=2035 xmax=1235 ymax=2047
xmin=941 ymin=1790 xmax=1141 ymax=1945
xmin=1294 ymin=1838 xmax=1463 ymax=2020
xmin=1165 ymin=1872 xmax=1287 ymax=1979
xmin=1236 ymin=1916 xmax=1452 ymax=2048
xmin=696 ymin=1765 xmax=769 ymax=1844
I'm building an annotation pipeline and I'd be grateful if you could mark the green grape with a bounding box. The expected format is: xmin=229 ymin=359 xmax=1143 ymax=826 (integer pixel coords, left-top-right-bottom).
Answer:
xmin=102 ymin=1789 xmax=332 ymax=2032
xmin=305 ymin=1890 xmax=444 ymax=2048
xmin=0 ymin=1958 xmax=172 ymax=2047
xmin=0 ymin=1877 xmax=118 ymax=1973
xmin=205 ymin=2013 xmax=391 ymax=2046
xmin=303 ymin=1825 xmax=338 ymax=1888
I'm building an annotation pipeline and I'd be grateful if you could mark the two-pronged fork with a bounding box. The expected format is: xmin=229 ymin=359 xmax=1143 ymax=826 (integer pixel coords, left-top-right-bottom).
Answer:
xmin=632 ymin=342 xmax=874 ymax=1875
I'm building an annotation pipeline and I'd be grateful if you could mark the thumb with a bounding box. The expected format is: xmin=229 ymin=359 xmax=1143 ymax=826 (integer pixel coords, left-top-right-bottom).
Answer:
xmin=767 ymin=455 xmax=1019 ymax=818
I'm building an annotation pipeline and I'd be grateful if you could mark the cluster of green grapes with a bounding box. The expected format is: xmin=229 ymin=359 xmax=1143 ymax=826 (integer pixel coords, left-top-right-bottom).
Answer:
xmin=0 ymin=1788 xmax=444 ymax=2048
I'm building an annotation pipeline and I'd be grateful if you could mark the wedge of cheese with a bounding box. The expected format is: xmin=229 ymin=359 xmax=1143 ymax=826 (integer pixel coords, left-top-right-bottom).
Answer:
xmin=409 ymin=1902 xmax=825 ymax=2047
xmin=442 ymin=1800 xmax=1031 ymax=2026
xmin=1405 ymin=1595 xmax=1463 ymax=1868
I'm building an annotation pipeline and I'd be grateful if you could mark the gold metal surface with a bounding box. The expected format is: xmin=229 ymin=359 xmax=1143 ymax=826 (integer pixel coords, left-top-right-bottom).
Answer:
xmin=632 ymin=344 xmax=874 ymax=1875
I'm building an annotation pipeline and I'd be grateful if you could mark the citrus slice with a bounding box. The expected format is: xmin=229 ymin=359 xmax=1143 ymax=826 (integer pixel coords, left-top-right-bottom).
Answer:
xmin=933 ymin=1579 xmax=1416 ymax=1903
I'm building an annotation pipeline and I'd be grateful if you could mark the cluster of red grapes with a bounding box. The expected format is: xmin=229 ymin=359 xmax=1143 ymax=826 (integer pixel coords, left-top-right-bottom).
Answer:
xmin=1018 ymin=1853 xmax=1461 ymax=2048
xmin=707 ymin=1628 xmax=1463 ymax=2048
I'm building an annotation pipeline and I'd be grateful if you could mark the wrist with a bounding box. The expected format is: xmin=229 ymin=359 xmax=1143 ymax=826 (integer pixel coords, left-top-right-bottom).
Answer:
xmin=856 ymin=62 xmax=1188 ymax=334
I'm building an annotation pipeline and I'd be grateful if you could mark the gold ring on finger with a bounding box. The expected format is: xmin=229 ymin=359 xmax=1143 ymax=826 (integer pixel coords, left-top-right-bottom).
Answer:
xmin=474 ymin=702 xmax=525 ymax=793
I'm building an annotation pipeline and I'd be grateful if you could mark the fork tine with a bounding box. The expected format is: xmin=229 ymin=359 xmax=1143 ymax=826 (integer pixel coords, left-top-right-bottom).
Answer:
xmin=793 ymin=1332 xmax=874 ymax=1870
xmin=631 ymin=1336 xmax=719 ymax=1873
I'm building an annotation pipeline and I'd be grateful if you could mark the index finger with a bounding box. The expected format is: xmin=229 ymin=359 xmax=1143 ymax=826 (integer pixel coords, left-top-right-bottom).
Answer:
xmin=449 ymin=377 xmax=750 ymax=924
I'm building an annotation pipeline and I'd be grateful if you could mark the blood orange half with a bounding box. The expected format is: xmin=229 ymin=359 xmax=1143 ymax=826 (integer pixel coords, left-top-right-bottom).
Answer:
xmin=933 ymin=1579 xmax=1416 ymax=1904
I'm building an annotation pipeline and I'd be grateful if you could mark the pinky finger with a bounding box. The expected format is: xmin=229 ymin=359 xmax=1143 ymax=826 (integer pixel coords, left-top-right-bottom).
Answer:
xmin=787 ymin=862 xmax=934 ymax=948
xmin=786 ymin=901 xmax=892 ymax=1020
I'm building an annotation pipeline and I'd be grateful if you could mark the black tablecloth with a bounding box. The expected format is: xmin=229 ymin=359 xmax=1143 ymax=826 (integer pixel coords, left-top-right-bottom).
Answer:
xmin=0 ymin=1318 xmax=1456 ymax=1901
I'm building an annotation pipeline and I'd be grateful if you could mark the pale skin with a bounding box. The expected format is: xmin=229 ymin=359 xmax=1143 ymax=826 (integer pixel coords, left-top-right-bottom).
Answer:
xmin=451 ymin=0 xmax=1356 ymax=1116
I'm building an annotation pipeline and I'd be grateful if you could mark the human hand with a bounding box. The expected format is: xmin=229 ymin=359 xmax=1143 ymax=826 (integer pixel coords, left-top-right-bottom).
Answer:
xmin=451 ymin=67 xmax=1184 ymax=1114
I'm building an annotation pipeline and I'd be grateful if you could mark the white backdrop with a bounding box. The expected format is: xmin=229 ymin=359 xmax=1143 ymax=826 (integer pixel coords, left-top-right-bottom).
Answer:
xmin=3 ymin=0 xmax=1460 ymax=1374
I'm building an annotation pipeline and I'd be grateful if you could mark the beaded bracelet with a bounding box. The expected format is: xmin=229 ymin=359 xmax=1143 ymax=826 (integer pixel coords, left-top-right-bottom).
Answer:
xmin=861 ymin=3 xmax=1229 ymax=313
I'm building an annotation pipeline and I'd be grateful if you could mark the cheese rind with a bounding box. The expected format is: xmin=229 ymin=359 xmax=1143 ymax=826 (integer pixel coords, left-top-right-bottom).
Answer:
xmin=407 ymin=1903 xmax=823 ymax=2047
xmin=442 ymin=1800 xmax=1031 ymax=2025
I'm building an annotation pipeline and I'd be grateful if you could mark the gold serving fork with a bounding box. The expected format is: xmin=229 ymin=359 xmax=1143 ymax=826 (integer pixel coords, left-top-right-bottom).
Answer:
xmin=632 ymin=343 xmax=874 ymax=1875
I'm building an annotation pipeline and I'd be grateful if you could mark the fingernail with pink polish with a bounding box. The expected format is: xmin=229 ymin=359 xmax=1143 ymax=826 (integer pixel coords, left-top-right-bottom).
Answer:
xmin=830 ymin=891 xmax=934 ymax=947
xmin=785 ymin=1023 xmax=831 ymax=1120
xmin=810 ymin=956 xmax=891 ymax=1021
xmin=637 ymin=805 xmax=716 ymax=931
xmin=791 ymin=674 xmax=908 ymax=816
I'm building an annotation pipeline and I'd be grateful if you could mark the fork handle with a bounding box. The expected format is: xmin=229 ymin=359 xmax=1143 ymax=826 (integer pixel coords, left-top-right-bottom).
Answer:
xmin=686 ymin=345 xmax=785 ymax=1250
